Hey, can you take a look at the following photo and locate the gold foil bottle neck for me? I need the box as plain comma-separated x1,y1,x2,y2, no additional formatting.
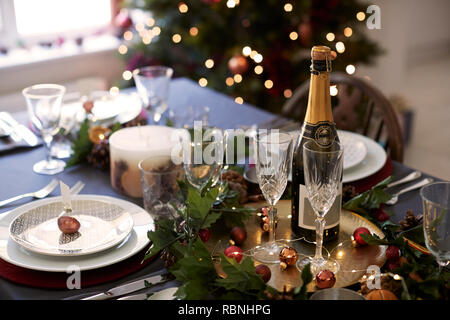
311,46,331,60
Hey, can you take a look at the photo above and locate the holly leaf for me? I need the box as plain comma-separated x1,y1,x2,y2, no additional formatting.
343,176,392,215
65,119,93,168
215,255,266,298
187,183,219,222
145,218,180,260
400,224,425,245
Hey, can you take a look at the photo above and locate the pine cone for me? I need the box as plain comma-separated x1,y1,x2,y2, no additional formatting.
87,140,110,170
160,248,177,268
222,170,249,203
228,181,248,204
342,185,359,202
399,210,423,230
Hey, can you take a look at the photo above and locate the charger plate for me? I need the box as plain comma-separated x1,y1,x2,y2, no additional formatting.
0,195,154,272
9,199,134,257
207,200,387,292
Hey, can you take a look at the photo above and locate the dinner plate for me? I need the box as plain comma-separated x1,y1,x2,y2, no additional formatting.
338,130,367,170
0,195,154,272
9,199,134,257
61,91,142,127
339,131,386,183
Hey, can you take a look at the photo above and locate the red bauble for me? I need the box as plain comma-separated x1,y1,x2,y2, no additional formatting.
279,247,298,266
255,264,271,283
198,228,211,242
224,246,243,263
315,270,336,289
353,227,371,246
114,11,133,30
228,55,248,75
386,245,400,261
230,226,247,245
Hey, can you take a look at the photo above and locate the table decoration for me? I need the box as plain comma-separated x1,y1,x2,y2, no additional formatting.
0,195,154,272
109,126,180,198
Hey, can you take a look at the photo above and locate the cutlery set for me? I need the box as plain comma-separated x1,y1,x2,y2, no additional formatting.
0,112,39,147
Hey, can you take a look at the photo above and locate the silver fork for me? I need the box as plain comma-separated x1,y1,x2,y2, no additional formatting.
0,179,59,208
386,178,433,205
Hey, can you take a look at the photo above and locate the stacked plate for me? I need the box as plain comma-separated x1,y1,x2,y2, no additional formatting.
0,195,154,272
337,130,387,183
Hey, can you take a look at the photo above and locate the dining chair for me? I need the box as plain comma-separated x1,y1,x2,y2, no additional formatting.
281,71,404,162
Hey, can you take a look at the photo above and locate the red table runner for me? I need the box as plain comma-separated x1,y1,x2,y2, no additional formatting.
0,246,156,289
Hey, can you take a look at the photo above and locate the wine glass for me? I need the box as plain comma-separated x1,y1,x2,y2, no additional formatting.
251,130,294,263
182,126,224,190
297,139,343,274
22,84,66,175
133,66,173,124
420,182,450,268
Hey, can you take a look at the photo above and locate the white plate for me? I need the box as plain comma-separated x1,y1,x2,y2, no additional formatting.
337,131,367,170
61,91,142,127
244,130,386,184
339,131,386,183
0,195,154,272
9,199,134,257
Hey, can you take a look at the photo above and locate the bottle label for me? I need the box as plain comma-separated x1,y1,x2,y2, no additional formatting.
302,121,336,147
297,184,341,230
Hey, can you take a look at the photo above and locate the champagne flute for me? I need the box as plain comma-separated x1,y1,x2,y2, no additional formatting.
251,130,294,263
133,66,173,124
22,84,66,175
297,140,343,274
420,182,450,268
182,126,224,190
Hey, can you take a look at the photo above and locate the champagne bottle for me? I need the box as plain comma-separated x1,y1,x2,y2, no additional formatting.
291,45,341,242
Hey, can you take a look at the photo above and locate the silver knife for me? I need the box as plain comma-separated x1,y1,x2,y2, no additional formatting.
0,117,21,142
0,112,39,146
82,274,166,300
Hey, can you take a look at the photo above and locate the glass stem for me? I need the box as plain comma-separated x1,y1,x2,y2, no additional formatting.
43,134,53,164
314,216,326,261
268,205,277,244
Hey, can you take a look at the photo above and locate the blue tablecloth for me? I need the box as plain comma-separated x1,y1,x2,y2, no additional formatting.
0,78,439,299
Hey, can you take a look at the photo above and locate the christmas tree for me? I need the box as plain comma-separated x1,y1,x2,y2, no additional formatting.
117,0,382,113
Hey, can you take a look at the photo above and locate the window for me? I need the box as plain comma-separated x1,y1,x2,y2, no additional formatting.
0,0,113,47
14,0,112,36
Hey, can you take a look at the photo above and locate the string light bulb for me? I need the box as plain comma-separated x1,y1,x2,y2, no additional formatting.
254,53,263,63
356,12,366,21
344,27,353,37
283,89,292,98
289,31,298,40
178,2,188,13
205,59,214,68
172,34,182,43
346,64,356,74
284,3,293,12
109,86,120,95
226,77,234,86
254,65,263,74
330,85,338,96
264,80,273,89
189,27,198,36
198,78,208,87
235,97,243,104
242,46,252,56
135,22,145,32
233,74,242,83
118,45,128,54
122,70,132,80
335,41,345,53
123,31,133,41
146,18,155,27
152,26,161,36
326,32,335,42
226,0,236,8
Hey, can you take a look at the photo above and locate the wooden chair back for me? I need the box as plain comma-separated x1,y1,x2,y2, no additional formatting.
281,71,404,162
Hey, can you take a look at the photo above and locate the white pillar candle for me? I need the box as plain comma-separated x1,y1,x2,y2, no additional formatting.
109,125,180,198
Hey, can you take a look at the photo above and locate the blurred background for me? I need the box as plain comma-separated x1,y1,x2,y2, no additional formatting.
0,0,449,179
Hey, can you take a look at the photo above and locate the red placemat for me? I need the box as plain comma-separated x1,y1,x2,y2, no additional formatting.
345,157,393,194
0,246,157,289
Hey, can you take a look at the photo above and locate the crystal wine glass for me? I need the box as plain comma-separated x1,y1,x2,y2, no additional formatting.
420,182,450,268
297,139,343,274
251,130,294,263
22,84,66,175
133,66,173,124
182,126,224,190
